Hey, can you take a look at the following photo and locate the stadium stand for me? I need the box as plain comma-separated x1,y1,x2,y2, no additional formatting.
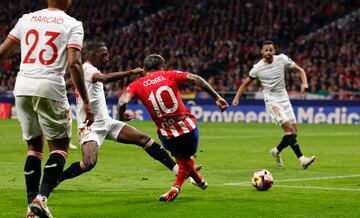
1,0,359,99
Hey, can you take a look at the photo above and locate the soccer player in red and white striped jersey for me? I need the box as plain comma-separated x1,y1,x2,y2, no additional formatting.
118,54,228,202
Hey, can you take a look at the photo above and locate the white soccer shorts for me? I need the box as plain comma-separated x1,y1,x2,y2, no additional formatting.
265,98,297,125
15,96,71,140
77,118,126,147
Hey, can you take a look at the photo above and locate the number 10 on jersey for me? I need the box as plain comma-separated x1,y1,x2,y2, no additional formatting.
148,86,179,117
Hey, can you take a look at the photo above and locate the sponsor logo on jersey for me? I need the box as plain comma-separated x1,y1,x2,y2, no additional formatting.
143,76,166,86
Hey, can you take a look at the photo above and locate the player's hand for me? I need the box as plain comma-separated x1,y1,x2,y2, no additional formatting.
83,103,94,126
216,97,229,112
232,98,239,106
131,67,144,76
122,111,137,121
300,84,308,98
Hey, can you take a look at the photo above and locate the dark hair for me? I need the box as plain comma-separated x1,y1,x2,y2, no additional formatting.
84,41,106,59
143,54,165,72
262,40,275,47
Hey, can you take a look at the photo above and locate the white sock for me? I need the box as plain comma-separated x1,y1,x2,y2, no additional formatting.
299,155,306,162
273,147,279,153
172,164,179,175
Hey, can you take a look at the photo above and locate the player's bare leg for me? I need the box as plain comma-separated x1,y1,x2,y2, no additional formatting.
116,125,178,174
58,140,98,183
31,138,69,218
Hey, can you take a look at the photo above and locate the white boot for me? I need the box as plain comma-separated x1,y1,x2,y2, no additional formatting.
299,155,317,169
270,147,284,167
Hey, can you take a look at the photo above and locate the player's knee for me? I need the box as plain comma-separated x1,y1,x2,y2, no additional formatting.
139,135,152,147
291,125,298,135
283,126,292,133
288,126,297,135
282,123,294,133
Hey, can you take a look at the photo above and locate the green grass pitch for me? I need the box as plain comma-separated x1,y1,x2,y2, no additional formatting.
0,119,359,217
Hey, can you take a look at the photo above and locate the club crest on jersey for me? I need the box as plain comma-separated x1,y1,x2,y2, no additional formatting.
143,76,166,86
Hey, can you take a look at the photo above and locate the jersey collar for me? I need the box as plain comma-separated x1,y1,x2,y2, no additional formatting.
47,8,63,11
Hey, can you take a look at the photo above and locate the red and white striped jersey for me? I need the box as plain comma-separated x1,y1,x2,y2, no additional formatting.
9,8,84,101
125,70,197,139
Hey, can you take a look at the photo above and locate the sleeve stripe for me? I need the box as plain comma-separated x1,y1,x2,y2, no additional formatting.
67,44,82,51
8,34,20,43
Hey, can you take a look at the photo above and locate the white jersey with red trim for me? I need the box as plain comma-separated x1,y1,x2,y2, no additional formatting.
249,54,295,101
76,62,110,129
9,8,84,101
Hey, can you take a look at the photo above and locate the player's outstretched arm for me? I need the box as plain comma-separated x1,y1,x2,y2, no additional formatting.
68,48,94,126
291,64,308,95
232,77,252,106
186,73,228,112
0,38,19,64
65,79,73,90
118,92,137,121
92,67,144,83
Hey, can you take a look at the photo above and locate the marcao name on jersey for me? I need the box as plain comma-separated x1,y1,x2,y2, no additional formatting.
31,16,64,24
143,76,166,86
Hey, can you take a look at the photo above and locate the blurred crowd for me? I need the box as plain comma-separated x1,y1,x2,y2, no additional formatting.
1,0,359,100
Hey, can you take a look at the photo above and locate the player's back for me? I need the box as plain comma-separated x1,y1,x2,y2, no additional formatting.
126,70,197,139
10,8,83,101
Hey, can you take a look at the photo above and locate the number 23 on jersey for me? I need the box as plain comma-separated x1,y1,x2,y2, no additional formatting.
23,29,60,65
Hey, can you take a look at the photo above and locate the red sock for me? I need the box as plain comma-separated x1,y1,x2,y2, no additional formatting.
188,158,202,183
174,158,192,188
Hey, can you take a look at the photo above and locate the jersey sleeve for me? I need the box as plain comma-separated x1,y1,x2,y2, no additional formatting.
248,66,258,80
281,54,295,68
170,70,189,84
124,82,138,98
67,21,84,51
8,15,25,43
83,64,100,83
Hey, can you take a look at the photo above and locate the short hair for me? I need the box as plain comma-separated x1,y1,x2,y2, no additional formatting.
144,54,165,72
84,41,106,59
262,40,275,47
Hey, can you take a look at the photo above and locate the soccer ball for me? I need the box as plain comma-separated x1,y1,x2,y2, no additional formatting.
252,169,273,191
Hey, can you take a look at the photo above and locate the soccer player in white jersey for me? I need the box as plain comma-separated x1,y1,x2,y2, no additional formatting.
0,0,94,217
58,41,181,185
232,40,316,169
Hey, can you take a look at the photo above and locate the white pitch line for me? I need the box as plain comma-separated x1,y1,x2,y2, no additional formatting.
202,132,360,139
224,174,360,186
274,185,360,191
